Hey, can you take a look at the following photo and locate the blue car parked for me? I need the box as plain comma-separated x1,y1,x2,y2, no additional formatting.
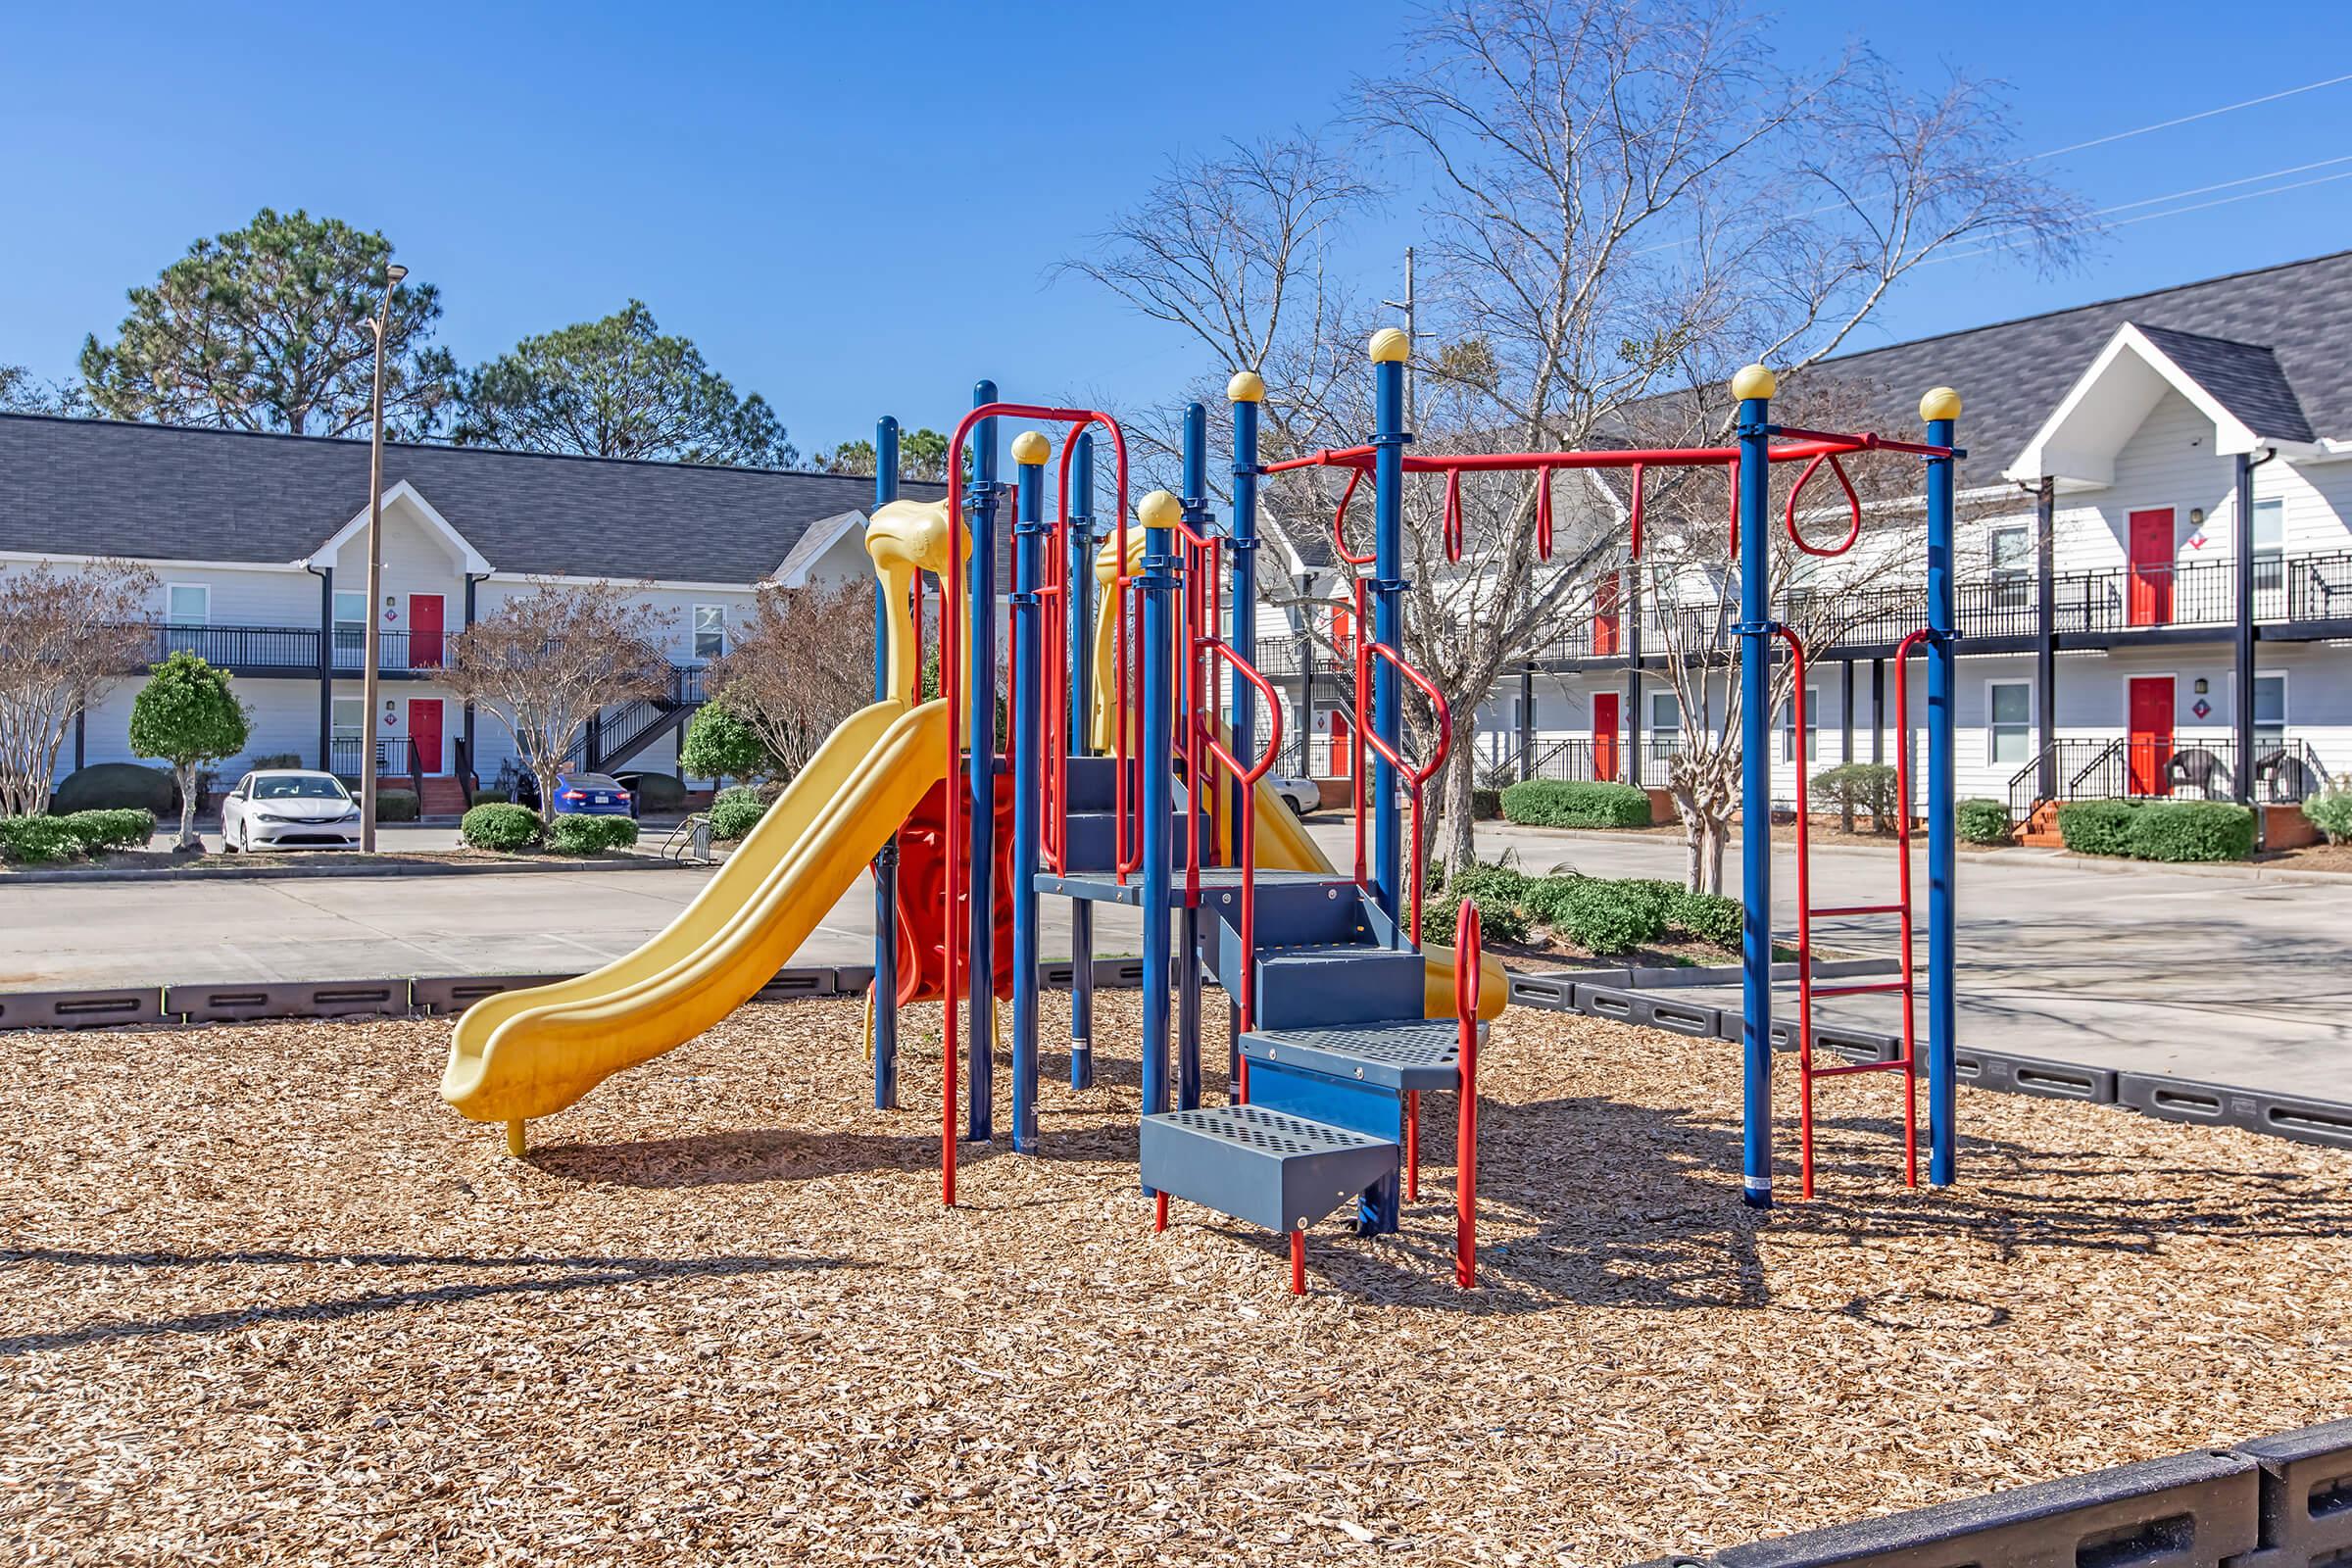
549,771,636,818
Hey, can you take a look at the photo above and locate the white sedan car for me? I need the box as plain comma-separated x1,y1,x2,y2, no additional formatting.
1266,773,1322,817
221,769,364,852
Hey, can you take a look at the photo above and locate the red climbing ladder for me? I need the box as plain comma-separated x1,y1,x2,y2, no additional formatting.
1779,623,1927,1199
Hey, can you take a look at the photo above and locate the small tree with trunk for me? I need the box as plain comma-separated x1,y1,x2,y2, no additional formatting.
0,561,159,815
703,581,876,782
679,701,774,787
443,582,676,823
128,652,251,849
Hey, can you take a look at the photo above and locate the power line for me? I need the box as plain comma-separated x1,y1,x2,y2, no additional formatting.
1930,166,2352,268
2016,72,2352,165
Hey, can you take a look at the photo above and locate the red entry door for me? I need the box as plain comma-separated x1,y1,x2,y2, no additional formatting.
1592,691,1621,781
410,594,446,668
1592,571,1623,657
407,698,444,776
2128,511,2175,627
2127,677,2173,796
1328,710,1351,779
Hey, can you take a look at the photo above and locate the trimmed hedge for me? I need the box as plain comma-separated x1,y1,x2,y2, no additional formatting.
375,789,420,824
1549,876,1672,952
1419,888,1532,948
2304,789,2352,845
708,793,769,841
1498,778,1651,828
53,762,175,815
1668,889,1742,950
2059,798,2255,862
59,808,155,852
462,803,541,853
1955,798,2012,845
2055,799,2136,858
546,813,639,855
1810,761,1898,825
0,816,82,864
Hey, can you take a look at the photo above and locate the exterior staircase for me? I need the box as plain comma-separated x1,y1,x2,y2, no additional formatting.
2017,798,2065,848
1038,755,1474,1290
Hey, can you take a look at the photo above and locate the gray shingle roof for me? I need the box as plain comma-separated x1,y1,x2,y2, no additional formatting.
0,415,946,581
2133,324,2315,443
1798,248,2352,473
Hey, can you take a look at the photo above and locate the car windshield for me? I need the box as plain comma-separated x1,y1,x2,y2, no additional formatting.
566,774,624,791
253,775,350,801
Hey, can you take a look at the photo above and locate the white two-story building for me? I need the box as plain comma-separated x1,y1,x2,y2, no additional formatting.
0,416,942,812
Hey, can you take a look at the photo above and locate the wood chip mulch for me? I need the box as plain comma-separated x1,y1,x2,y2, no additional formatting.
4,997,2346,1565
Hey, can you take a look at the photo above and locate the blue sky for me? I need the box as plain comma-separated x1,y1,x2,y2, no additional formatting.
4,3,2348,458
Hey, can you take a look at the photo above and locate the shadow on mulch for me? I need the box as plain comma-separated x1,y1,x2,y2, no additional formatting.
0,1250,854,1358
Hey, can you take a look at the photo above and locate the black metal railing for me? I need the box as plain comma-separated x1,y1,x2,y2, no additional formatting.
2009,734,2329,816
147,623,320,671
328,736,409,779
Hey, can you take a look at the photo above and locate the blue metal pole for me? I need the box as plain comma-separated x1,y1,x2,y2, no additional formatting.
1229,370,1263,1097
1137,489,1181,1129
1923,388,1962,1187
1007,432,1048,1152
1176,403,1207,1112
1369,330,1409,938
871,416,902,1110
1734,364,1777,1211
966,380,999,1144
1067,432,1097,1091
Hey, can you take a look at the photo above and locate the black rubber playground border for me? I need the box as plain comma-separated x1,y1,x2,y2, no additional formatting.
1637,1414,2352,1568
1,960,2344,1157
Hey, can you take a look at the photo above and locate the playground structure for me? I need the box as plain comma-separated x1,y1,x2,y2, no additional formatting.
439,336,1964,1287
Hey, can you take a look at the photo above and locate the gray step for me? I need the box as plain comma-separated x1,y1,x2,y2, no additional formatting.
1241,1018,1462,1092
1035,867,1359,908
1139,1103,1397,1234
1253,944,1427,1029
1055,809,1215,874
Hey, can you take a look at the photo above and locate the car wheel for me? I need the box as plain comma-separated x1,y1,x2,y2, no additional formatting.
1286,796,1308,818
222,819,238,853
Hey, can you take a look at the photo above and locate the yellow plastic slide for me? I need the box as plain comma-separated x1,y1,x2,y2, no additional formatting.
440,698,949,1131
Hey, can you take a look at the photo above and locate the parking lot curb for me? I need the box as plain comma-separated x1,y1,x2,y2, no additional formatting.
0,855,708,886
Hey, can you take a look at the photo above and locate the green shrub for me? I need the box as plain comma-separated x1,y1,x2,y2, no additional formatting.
1518,873,1587,930
546,813,638,855
1498,778,1651,828
1550,876,1672,953
2127,800,2254,862
52,762,176,815
251,753,305,769
1470,787,1502,821
375,789,420,824
620,771,688,811
0,815,83,865
462,803,541,853
1668,889,1743,950
1419,889,1532,949
1810,762,1899,825
2304,789,2352,845
708,793,769,841
58,808,155,852
1956,798,2012,845
2056,799,2136,858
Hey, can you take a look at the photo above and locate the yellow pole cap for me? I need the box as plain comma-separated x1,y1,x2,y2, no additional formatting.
1731,364,1778,402
1138,490,1181,530
1919,387,1962,422
1010,430,1050,466
1227,369,1266,403
1369,327,1411,364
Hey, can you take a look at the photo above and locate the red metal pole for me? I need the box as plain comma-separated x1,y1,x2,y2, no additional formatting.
1289,1230,1305,1295
1776,625,1816,1200
1404,1090,1419,1201
1454,900,1482,1290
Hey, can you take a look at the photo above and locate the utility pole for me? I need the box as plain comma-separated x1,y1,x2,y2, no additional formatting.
1381,247,1431,429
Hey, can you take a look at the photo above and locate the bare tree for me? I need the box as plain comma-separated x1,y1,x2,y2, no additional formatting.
704,580,876,781
1066,0,2086,879
0,562,159,815
443,581,675,822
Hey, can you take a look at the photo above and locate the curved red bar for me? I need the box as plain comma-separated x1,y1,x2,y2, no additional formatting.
1535,466,1554,561
1442,467,1464,564
1786,450,1863,558
1331,468,1375,567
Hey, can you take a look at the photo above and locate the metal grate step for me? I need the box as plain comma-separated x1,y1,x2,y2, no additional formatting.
1242,1018,1463,1092
1139,1103,1397,1235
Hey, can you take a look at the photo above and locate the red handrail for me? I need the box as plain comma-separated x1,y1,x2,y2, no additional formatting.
1453,897,1482,1290
1196,641,1285,1036
1786,450,1864,558
1331,467,1375,566
1351,621,1452,944
1535,466,1554,561
1442,467,1464,563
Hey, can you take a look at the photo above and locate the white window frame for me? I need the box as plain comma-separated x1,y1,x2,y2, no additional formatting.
1985,678,2033,768
2251,497,2286,596
331,696,367,740
1987,524,2032,609
332,589,368,631
2252,669,2288,747
1780,686,1820,762
693,604,727,662
1646,689,1681,740
166,582,211,625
